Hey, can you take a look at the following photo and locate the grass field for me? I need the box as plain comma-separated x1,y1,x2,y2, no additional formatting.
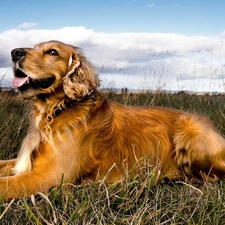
1,90,225,224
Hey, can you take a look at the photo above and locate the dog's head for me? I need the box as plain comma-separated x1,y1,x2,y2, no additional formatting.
11,40,99,100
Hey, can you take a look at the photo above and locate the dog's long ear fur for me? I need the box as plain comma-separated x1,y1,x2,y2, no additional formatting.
63,50,99,101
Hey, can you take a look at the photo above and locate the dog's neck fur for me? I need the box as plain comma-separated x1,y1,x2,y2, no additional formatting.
13,90,103,175
13,90,68,175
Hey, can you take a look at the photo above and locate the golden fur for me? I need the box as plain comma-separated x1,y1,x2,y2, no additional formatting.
0,40,225,199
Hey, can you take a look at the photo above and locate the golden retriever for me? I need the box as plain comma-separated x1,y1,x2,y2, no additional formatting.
0,40,225,199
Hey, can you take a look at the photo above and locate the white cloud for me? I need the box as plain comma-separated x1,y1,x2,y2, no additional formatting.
18,22,37,29
0,26,225,92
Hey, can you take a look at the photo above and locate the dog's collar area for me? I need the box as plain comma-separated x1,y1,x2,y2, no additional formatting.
37,93,73,119
46,102,71,123
52,93,95,117
53,105,66,117
43,90,98,121
53,101,73,117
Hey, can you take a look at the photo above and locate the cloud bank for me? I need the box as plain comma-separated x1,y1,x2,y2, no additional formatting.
1,26,225,92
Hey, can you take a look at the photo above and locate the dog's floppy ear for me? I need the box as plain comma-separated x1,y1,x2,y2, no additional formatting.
63,50,99,101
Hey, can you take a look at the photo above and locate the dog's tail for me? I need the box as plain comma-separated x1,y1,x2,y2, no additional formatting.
173,114,225,181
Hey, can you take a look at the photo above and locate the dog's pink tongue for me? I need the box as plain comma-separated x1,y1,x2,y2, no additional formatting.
12,77,28,87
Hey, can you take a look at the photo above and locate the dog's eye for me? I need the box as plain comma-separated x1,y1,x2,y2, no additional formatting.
46,49,58,56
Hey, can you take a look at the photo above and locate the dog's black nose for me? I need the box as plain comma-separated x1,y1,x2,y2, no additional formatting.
11,48,26,62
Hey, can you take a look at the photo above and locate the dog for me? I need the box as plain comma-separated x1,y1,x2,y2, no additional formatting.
0,40,225,199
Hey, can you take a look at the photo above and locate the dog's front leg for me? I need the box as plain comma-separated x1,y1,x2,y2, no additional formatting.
0,166,66,199
0,147,81,199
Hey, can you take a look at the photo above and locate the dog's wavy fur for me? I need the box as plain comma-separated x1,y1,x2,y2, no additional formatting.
1,40,225,199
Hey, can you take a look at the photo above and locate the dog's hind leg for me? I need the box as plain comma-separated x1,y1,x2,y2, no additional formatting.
173,114,225,181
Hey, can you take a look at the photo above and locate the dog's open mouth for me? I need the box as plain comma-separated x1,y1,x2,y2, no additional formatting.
12,69,55,90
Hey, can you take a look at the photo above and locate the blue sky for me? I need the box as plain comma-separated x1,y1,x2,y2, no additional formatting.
1,0,225,92
1,0,225,34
